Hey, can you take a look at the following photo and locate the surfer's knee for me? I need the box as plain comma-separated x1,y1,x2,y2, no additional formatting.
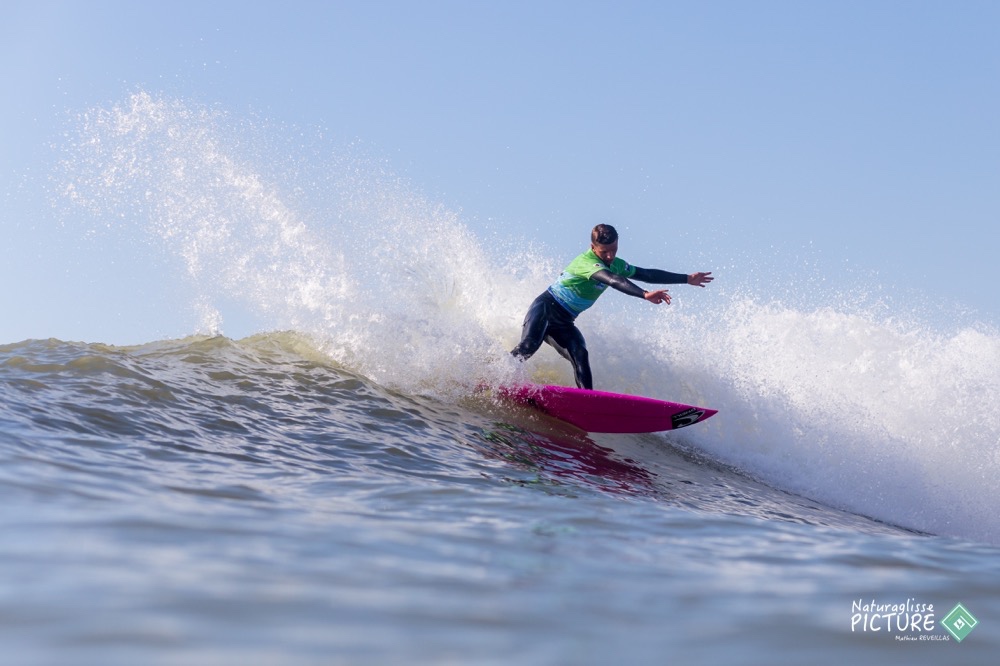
510,346,531,361
511,332,544,359
568,341,588,365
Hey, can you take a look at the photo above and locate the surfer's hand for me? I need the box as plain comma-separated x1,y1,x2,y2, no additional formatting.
644,289,671,305
688,271,713,287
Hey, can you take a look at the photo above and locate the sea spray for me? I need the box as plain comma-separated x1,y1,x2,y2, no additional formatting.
684,298,1000,543
58,92,351,338
56,91,548,394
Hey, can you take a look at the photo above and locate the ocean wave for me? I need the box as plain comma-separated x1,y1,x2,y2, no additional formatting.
39,91,1000,545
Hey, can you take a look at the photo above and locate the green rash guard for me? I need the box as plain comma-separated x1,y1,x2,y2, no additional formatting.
547,248,636,316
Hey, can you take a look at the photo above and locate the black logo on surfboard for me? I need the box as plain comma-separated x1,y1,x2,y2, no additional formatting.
671,408,705,429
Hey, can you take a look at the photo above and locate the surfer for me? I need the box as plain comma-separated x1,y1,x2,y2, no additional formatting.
510,224,713,390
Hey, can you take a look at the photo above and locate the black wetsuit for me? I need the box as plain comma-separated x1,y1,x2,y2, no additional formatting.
511,266,688,390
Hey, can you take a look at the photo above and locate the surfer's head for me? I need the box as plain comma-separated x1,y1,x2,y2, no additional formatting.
591,224,619,264
592,224,618,245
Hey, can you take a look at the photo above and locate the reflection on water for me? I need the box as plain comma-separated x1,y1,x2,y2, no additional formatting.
475,421,658,497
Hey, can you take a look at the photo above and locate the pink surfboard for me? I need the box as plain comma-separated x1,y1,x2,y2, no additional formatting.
497,384,717,434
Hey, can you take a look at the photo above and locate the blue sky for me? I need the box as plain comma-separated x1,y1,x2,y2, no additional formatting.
2,1,998,344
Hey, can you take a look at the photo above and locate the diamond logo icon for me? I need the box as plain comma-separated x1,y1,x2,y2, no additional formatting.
941,603,978,642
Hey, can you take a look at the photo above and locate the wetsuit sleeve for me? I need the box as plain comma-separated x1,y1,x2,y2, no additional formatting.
631,266,689,285
591,269,647,298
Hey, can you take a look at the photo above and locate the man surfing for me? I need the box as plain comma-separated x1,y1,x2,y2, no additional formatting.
510,224,713,390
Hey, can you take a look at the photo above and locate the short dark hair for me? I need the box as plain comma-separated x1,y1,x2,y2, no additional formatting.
591,224,618,245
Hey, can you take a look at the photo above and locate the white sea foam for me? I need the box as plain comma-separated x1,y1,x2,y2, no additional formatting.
684,301,1000,544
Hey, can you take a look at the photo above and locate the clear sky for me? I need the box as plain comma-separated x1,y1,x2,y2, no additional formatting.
2,0,998,344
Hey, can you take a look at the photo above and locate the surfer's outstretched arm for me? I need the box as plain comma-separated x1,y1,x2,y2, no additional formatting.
590,270,672,305
591,269,645,297
632,267,714,287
